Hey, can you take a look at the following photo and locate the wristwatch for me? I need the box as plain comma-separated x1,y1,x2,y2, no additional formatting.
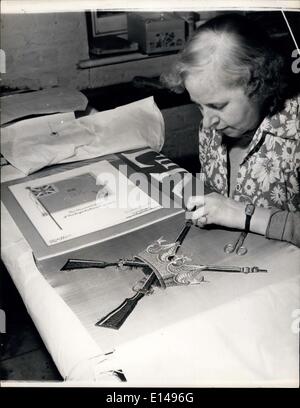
244,203,255,233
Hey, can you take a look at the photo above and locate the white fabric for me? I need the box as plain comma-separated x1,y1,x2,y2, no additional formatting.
1,200,121,383
115,275,299,387
1,97,165,175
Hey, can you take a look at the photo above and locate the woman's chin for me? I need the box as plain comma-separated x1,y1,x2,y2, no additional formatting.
220,127,239,137
222,127,248,138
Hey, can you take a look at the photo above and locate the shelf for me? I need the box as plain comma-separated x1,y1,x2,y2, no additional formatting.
78,51,179,69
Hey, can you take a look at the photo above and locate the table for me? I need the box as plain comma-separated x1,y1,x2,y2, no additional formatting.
1,157,299,387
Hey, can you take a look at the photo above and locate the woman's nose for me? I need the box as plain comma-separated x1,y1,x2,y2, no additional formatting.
202,110,220,129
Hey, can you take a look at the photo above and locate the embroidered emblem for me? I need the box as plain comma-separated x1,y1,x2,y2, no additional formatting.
136,238,204,288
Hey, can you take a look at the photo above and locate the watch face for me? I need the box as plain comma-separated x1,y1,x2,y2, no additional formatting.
245,203,255,216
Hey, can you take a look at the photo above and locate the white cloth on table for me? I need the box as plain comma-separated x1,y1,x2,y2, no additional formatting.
115,273,299,387
1,194,122,383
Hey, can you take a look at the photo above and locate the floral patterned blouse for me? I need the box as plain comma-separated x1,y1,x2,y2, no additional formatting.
198,95,300,246
199,95,300,209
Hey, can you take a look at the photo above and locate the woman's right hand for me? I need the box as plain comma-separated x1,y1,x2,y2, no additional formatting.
186,192,246,230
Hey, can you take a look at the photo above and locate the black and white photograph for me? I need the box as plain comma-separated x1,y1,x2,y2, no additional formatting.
0,0,299,392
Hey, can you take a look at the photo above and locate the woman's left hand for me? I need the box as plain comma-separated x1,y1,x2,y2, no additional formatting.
186,192,246,229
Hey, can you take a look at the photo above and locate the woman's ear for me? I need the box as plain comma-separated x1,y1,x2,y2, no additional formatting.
247,76,261,98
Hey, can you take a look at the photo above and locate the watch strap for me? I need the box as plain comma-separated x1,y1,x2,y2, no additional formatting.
245,203,255,232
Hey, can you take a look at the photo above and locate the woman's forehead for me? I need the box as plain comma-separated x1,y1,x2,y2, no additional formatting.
185,69,230,99
183,31,239,91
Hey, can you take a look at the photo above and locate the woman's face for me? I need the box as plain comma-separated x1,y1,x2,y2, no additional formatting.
184,70,262,138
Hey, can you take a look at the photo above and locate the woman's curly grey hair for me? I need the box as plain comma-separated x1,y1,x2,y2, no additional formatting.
161,14,290,116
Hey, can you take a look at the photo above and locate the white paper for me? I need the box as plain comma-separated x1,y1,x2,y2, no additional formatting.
1,97,165,175
9,160,161,246
1,112,76,174
0,87,88,125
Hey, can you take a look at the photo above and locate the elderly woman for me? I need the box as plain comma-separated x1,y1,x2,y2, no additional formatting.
163,13,300,247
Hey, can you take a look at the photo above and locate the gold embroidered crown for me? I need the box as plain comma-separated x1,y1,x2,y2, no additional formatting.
135,237,204,288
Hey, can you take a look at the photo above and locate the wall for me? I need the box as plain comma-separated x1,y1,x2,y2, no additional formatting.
1,12,178,90
1,13,89,89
